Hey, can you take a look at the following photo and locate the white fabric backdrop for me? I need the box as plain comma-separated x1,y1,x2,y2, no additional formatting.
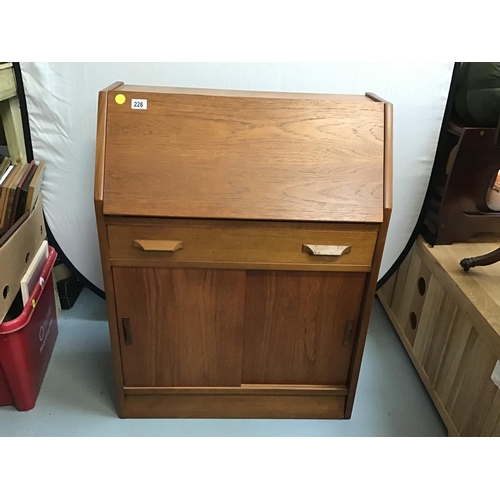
20,62,454,292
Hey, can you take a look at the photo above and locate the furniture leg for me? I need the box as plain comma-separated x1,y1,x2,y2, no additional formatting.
460,246,500,271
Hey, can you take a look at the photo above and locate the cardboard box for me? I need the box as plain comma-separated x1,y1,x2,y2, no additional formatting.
0,195,46,322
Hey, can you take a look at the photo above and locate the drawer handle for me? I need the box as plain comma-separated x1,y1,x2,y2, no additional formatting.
302,244,352,256
133,239,184,252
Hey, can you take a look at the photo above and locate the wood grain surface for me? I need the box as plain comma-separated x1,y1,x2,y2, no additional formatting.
132,239,183,252
0,62,16,101
124,393,345,419
378,269,396,305
94,82,123,202
390,250,412,319
411,274,445,358
343,96,393,417
378,290,460,436
103,88,385,222
113,267,246,387
302,244,351,256
396,249,425,333
117,84,372,101
366,93,393,210
94,82,127,415
377,236,500,436
107,218,378,271
422,293,457,384
242,271,366,385
95,83,392,419
123,384,348,396
401,252,433,346
433,310,473,404
480,390,500,436
421,236,500,356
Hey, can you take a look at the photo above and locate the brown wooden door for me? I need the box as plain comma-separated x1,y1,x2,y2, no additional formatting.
113,267,246,387
242,271,366,385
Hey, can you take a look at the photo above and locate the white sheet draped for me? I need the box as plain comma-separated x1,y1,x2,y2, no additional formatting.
20,62,454,291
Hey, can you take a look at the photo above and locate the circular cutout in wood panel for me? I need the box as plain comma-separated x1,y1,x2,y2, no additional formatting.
418,277,426,296
410,311,418,330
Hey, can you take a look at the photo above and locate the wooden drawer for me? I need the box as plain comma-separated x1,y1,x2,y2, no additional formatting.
107,218,378,271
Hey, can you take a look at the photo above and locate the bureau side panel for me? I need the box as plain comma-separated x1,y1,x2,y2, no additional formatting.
345,98,393,418
94,82,126,416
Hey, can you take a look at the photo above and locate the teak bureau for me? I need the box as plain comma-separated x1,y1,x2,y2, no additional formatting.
94,83,392,418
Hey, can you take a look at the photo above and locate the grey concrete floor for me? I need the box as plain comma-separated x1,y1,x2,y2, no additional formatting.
0,288,447,436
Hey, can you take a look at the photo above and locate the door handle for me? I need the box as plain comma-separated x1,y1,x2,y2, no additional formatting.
122,317,133,345
343,319,355,346
302,244,352,256
133,239,184,252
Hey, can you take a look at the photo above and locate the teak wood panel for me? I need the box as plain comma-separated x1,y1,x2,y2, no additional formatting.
118,85,374,101
242,271,366,385
124,394,345,419
94,82,128,414
107,219,378,271
343,95,392,418
103,89,385,222
95,84,393,419
123,384,348,396
113,267,246,387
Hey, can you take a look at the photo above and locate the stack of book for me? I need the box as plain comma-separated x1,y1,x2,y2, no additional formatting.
0,158,45,238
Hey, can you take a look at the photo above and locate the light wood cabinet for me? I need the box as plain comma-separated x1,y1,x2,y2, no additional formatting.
95,83,392,418
378,236,500,436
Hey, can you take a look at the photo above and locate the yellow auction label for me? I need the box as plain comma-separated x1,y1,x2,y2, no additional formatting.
115,94,126,105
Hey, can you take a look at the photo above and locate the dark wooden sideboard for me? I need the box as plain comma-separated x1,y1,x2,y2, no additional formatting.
94,83,392,418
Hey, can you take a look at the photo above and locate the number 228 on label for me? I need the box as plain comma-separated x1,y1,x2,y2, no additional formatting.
131,99,148,110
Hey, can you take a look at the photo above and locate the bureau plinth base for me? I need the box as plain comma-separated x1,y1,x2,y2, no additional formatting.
123,393,346,419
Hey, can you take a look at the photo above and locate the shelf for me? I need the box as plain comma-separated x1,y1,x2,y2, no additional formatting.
0,63,26,165
0,63,16,102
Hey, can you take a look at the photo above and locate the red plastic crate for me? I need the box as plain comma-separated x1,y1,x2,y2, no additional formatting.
0,247,58,411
